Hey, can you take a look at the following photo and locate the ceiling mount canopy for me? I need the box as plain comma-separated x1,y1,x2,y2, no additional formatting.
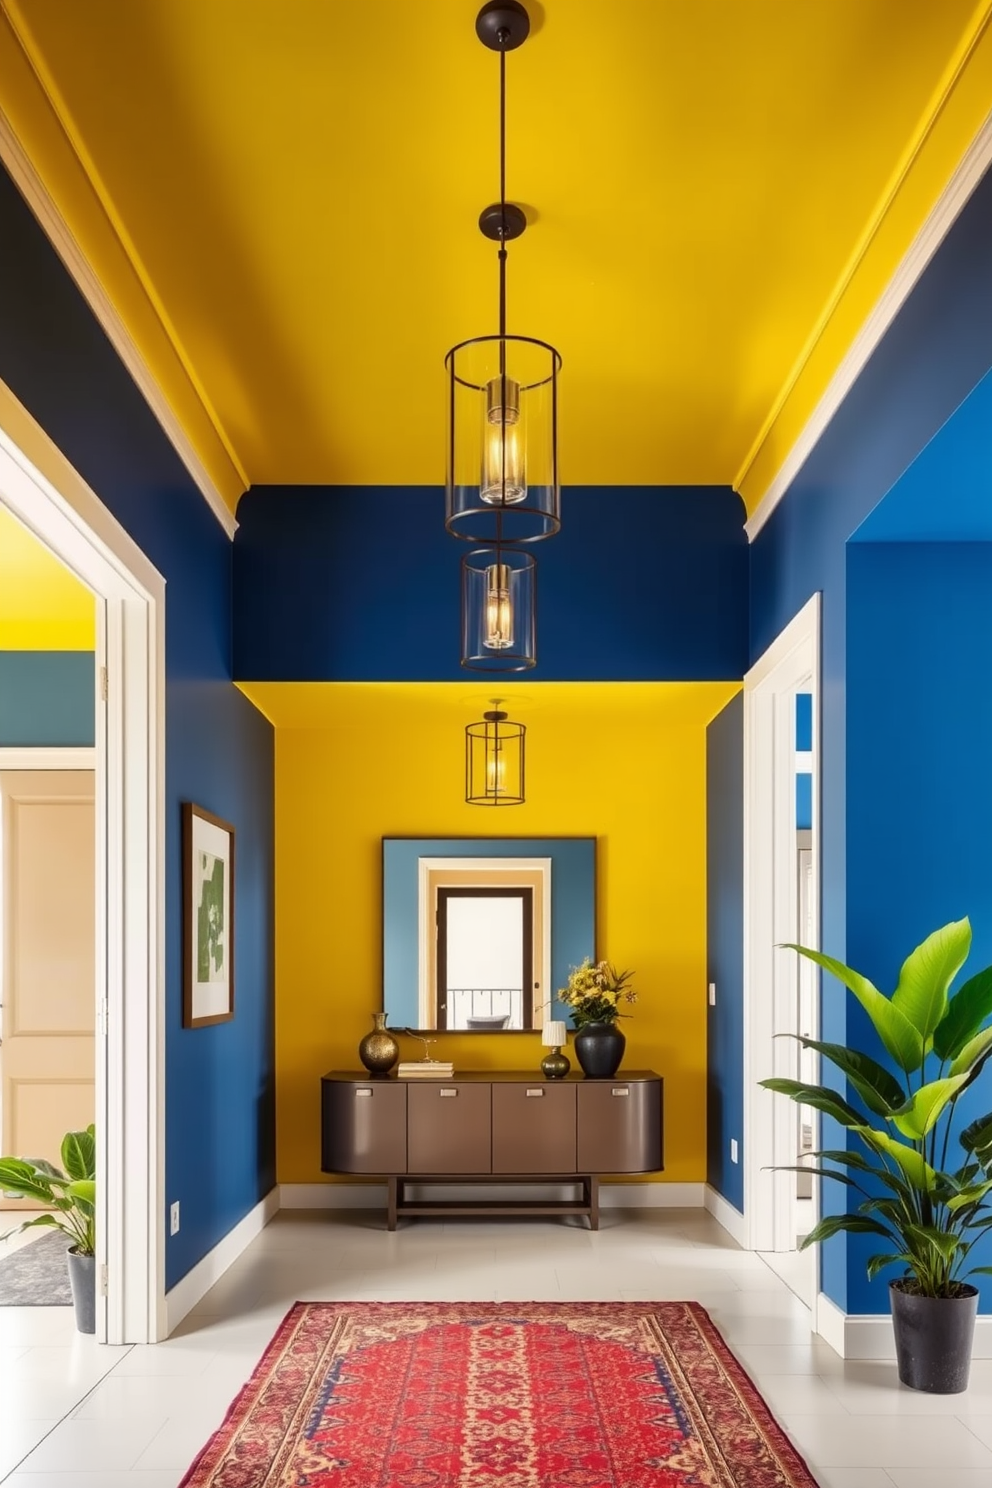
446,0,561,556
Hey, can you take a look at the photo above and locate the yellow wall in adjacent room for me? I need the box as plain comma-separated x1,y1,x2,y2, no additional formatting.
0,505,96,648
244,680,739,1188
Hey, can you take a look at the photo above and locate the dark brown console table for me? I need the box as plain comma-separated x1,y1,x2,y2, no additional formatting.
320,1069,663,1229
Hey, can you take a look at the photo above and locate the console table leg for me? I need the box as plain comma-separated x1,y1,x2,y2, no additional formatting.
387,1176,398,1231
588,1174,600,1231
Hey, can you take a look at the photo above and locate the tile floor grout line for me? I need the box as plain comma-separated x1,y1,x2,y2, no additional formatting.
0,1341,135,1485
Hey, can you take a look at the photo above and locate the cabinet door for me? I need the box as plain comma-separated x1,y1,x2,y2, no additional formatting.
321,1081,407,1174
576,1079,662,1173
407,1083,491,1173
492,1083,576,1173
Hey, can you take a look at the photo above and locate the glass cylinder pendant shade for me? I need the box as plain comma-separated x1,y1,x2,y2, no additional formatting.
466,709,525,806
446,334,561,543
461,547,536,671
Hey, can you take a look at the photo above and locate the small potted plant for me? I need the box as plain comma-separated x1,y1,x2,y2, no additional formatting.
0,1124,96,1333
558,958,636,1077
761,919,992,1392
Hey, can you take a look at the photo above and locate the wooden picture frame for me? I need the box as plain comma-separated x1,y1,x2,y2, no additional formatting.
182,802,235,1028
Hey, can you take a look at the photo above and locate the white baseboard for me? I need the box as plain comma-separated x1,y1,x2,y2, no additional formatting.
279,1181,705,1210
704,1185,747,1246
816,1291,992,1360
165,1188,279,1335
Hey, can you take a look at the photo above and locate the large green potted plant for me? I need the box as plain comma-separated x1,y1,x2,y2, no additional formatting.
761,919,992,1393
0,1124,96,1333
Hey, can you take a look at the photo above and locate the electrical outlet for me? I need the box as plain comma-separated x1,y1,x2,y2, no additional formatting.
708,982,716,1007
730,1139,739,1164
170,1201,180,1236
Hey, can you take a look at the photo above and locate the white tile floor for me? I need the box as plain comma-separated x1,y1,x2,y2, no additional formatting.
2,1207,992,1486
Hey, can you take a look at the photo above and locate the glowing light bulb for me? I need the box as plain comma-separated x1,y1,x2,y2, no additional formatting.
480,376,526,505
486,741,507,795
484,562,514,650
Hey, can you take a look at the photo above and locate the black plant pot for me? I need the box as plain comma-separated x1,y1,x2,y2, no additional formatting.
574,1022,625,1078
889,1280,978,1393
67,1248,96,1335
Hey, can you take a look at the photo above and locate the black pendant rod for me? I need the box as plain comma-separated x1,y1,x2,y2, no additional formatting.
498,43,508,345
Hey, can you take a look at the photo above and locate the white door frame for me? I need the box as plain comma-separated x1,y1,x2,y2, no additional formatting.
0,375,166,1343
743,593,821,1275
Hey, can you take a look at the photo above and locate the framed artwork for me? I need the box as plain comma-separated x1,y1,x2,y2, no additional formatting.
183,802,235,1028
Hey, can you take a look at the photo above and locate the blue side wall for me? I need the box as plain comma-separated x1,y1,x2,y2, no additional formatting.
0,652,95,745
846,542,992,1311
750,163,992,1313
233,485,749,681
706,692,744,1210
0,164,275,1288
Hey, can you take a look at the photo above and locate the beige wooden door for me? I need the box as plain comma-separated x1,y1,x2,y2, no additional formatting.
0,770,95,1201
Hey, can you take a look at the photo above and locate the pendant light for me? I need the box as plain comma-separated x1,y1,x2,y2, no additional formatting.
447,2,560,673
466,698,525,806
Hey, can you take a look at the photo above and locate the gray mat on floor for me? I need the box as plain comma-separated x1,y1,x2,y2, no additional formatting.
0,1229,72,1305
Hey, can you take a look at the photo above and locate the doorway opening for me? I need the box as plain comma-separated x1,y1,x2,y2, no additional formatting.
743,593,821,1315
0,377,165,1342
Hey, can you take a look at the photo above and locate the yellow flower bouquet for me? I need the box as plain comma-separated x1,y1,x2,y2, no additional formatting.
558,958,636,1029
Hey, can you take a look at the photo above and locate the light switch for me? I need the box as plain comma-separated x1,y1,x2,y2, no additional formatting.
708,982,716,1006
730,1139,739,1164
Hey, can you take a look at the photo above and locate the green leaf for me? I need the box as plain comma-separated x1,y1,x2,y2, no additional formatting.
904,1224,960,1264
759,1078,863,1127
767,1164,861,1189
889,1075,970,1139
0,1157,56,1204
855,1128,937,1191
798,1213,895,1250
793,1037,906,1116
781,944,923,1072
812,1148,912,1198
61,1127,95,1182
867,1252,911,1280
891,919,971,1045
934,966,992,1061
67,1179,95,1207
960,1112,992,1167
949,1025,992,1079
946,1180,992,1214
0,1212,66,1243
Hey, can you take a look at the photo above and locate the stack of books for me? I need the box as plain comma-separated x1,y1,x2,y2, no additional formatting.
397,1061,455,1079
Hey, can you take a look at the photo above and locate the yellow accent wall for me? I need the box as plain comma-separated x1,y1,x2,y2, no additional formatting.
242,680,739,1187
0,505,95,649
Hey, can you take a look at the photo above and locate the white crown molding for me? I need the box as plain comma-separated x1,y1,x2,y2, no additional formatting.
745,107,992,543
0,106,240,541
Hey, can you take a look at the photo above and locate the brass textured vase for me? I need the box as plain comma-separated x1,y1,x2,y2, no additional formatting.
358,1012,399,1074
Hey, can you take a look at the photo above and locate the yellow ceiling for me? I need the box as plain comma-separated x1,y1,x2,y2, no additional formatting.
2,1,991,514
0,505,95,649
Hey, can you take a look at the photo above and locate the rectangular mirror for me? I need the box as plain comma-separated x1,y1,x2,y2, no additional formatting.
382,837,596,1033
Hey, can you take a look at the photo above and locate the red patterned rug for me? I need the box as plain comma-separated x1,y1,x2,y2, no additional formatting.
179,1301,816,1487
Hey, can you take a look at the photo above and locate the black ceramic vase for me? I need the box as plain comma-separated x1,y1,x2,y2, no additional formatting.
889,1280,978,1393
574,1021,625,1078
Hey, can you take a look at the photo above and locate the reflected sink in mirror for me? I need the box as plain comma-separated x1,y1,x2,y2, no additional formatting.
382,838,596,1033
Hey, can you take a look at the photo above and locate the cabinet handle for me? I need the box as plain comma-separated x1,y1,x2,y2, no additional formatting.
526,1088,544,1097
612,1087,629,1097
439,1088,458,1098
355,1089,372,1098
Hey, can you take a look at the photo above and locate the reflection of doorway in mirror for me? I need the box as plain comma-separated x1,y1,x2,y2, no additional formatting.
417,858,550,1030
437,888,533,1031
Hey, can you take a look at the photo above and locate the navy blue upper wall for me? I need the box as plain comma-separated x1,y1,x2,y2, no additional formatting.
847,542,992,1311
750,163,992,1313
0,652,95,745
0,164,275,1288
233,485,749,681
706,691,744,1211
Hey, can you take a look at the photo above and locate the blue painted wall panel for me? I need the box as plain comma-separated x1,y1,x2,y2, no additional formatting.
846,542,992,1312
0,164,275,1288
233,485,749,682
706,692,744,1211
0,652,94,745
750,164,992,1314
